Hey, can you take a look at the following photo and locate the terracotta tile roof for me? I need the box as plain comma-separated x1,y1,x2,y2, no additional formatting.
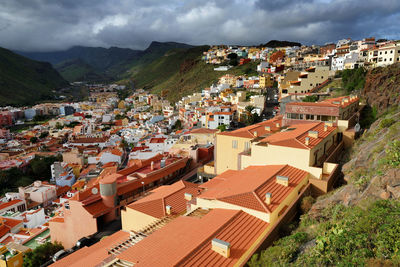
116,209,268,266
179,211,268,266
127,181,200,218
199,165,308,212
0,217,23,229
56,185,70,197
51,230,130,267
71,137,108,144
149,138,166,144
0,199,23,211
218,116,283,139
287,96,359,109
83,199,113,218
258,122,336,149
50,217,64,223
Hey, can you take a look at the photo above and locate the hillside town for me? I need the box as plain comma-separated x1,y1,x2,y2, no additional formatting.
0,35,397,267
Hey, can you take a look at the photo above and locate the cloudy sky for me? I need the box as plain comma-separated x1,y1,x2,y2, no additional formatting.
1,0,400,52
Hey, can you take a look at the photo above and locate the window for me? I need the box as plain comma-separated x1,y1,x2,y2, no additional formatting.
385,51,387,54
232,140,238,149
390,50,393,53
245,142,250,150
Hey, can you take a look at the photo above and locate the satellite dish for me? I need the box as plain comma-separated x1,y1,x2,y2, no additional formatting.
91,188,98,195
355,123,361,132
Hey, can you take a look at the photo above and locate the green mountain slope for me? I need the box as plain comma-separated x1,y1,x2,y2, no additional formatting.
131,45,259,102
55,58,110,82
0,47,68,106
17,42,193,82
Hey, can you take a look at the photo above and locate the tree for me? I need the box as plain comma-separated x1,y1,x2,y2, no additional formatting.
227,53,238,66
23,242,64,267
245,105,261,125
217,124,227,132
302,95,319,102
55,122,63,130
30,156,61,180
30,137,38,144
173,119,182,130
39,131,49,139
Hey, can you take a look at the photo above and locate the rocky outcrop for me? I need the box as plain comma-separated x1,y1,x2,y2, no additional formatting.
362,63,400,112
308,106,400,219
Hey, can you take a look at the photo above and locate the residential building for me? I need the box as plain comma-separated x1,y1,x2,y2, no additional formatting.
18,181,57,208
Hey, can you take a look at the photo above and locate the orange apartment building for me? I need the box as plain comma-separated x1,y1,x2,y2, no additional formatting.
49,154,189,249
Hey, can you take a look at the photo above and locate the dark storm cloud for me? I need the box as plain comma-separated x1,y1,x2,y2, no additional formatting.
0,0,399,52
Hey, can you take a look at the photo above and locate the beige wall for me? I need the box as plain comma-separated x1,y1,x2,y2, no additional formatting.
269,174,309,224
241,129,337,179
121,207,159,232
215,135,251,174
288,68,330,94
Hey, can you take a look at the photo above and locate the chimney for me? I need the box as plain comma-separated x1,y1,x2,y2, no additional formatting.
254,131,258,137
308,130,319,138
184,193,193,201
276,123,280,128
325,121,333,127
324,124,328,132
276,175,289,187
165,205,172,215
305,137,310,146
150,161,154,171
344,98,349,103
265,193,272,205
211,238,231,258
265,126,271,131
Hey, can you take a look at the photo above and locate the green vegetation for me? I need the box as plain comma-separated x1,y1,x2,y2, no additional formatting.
172,119,182,131
340,68,367,93
249,200,400,267
217,124,227,132
132,45,260,102
302,95,318,102
0,155,61,195
359,105,378,129
18,42,193,82
55,58,109,82
23,242,64,267
0,47,68,106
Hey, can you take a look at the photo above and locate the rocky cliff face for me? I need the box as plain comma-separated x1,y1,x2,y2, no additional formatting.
362,63,400,111
309,92,400,219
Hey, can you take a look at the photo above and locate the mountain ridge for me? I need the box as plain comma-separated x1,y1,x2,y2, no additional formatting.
0,47,68,106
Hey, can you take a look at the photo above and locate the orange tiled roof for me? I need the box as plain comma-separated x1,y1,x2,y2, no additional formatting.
218,116,283,139
0,199,23,211
127,180,200,218
51,230,130,267
199,165,308,212
259,122,336,149
116,209,268,266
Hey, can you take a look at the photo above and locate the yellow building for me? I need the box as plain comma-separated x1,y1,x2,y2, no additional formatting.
192,164,309,225
259,74,274,88
213,116,283,175
212,116,340,179
0,244,30,267
118,100,126,109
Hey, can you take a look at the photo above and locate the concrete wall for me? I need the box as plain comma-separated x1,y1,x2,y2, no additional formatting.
121,208,159,232
50,200,98,249
215,135,251,174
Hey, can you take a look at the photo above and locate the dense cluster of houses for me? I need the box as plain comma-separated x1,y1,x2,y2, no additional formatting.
0,35,391,266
